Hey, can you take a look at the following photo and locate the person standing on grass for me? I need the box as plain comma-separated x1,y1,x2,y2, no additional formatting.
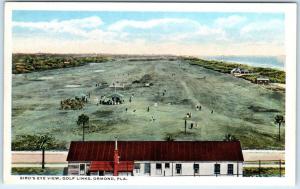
151,116,156,122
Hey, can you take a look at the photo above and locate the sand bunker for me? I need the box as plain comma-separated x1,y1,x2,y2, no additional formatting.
94,70,105,73
64,84,81,88
39,76,54,80
89,63,101,66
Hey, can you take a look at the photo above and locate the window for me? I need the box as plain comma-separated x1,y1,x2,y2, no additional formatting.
176,164,182,174
79,164,85,175
165,163,170,169
156,163,162,169
134,163,140,173
134,163,140,169
68,164,79,175
214,164,220,175
193,164,199,174
98,171,104,176
156,163,162,174
144,163,150,174
227,164,234,175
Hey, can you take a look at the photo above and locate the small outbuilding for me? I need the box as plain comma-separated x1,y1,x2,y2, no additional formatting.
256,77,270,85
230,68,250,75
109,81,126,89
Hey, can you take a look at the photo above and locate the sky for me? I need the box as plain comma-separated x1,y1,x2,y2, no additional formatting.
12,11,285,56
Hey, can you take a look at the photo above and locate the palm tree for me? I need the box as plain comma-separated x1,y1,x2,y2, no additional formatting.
12,134,59,169
223,134,237,141
37,135,56,169
164,134,175,141
274,115,285,141
77,114,89,141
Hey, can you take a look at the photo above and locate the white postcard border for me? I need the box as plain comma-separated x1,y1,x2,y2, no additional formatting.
3,2,297,185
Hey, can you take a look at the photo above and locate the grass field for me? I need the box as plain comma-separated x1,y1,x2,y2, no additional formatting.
12,56,285,150
243,167,285,177
12,167,65,175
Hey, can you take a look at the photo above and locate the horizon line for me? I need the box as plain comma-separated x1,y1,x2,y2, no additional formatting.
12,52,285,57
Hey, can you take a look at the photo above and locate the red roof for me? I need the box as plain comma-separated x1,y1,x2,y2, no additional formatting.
90,161,113,171
67,141,243,162
89,161,133,172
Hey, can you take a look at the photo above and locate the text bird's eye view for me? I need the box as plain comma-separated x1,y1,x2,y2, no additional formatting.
10,9,287,178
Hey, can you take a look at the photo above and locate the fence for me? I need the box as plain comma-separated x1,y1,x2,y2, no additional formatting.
243,160,285,177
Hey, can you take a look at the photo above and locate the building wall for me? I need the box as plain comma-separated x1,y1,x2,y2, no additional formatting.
68,161,243,177
257,80,269,84
68,162,132,176
68,162,90,176
133,161,243,177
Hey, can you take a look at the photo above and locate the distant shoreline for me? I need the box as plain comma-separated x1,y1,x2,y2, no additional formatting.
201,55,285,71
183,57,285,85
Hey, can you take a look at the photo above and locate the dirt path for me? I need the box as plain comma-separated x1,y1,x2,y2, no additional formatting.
242,150,285,161
179,79,200,106
12,151,68,164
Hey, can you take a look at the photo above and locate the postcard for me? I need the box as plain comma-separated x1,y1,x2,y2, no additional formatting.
3,2,297,185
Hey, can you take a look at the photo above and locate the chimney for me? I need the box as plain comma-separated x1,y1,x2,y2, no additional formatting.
115,138,118,150
113,137,119,176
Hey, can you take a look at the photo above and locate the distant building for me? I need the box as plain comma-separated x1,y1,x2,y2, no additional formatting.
256,77,270,85
230,68,250,75
109,81,126,89
67,140,244,177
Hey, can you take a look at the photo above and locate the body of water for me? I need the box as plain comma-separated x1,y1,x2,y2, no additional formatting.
202,56,285,70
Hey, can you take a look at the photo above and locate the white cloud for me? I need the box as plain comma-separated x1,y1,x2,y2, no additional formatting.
214,15,246,28
195,26,226,39
12,16,284,56
240,19,283,34
107,18,199,31
164,25,227,43
107,17,228,43
239,19,284,44
13,16,104,37
13,16,228,44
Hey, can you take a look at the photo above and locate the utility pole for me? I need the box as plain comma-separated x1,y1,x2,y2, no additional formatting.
184,119,187,134
82,124,85,141
259,160,261,177
42,147,45,169
279,160,282,177
278,123,281,141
